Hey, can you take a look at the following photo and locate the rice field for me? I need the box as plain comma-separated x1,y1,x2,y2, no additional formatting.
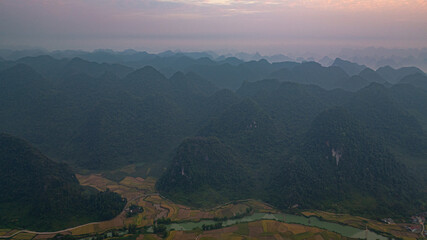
11,232,36,240
76,173,281,233
0,229,12,236
158,220,350,240
301,210,419,240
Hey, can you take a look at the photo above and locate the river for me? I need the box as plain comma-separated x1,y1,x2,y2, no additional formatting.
162,212,387,240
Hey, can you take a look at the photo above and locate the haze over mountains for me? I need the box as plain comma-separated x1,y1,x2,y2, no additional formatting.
1,48,427,72
1,50,427,230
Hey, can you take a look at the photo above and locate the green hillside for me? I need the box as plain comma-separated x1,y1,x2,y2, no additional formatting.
270,108,421,217
0,54,426,220
157,137,251,207
158,81,427,218
0,134,126,231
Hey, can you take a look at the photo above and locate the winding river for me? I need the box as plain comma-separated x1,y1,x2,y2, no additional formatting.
163,212,388,240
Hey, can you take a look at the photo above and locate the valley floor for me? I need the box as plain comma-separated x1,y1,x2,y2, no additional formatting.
1,171,424,240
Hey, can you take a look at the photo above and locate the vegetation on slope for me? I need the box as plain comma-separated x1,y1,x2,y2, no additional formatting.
1,54,427,219
0,134,126,231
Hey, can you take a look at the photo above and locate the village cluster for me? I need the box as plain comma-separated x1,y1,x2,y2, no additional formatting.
382,212,426,236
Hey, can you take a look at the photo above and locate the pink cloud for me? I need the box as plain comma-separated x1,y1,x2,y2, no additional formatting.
0,0,426,52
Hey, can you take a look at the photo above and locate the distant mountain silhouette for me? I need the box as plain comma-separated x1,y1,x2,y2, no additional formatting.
376,65,425,84
217,57,244,66
358,68,387,84
332,58,367,76
270,61,354,90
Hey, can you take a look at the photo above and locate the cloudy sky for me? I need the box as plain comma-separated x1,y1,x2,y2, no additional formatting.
0,0,426,55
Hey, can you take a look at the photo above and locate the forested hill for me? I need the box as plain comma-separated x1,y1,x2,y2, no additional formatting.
157,82,427,218
0,53,426,218
0,133,126,231
270,108,420,216
1,55,424,173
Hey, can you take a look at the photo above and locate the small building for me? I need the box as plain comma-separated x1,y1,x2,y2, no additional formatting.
381,218,394,224
126,204,144,217
406,225,421,233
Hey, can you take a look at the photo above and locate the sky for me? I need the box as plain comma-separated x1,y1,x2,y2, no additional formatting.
0,0,426,55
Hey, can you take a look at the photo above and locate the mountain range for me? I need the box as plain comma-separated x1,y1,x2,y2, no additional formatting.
0,52,426,220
